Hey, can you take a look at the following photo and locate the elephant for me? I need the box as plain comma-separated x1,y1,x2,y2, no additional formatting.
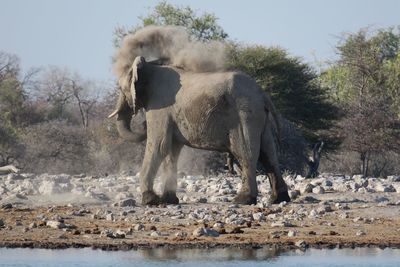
109,56,290,205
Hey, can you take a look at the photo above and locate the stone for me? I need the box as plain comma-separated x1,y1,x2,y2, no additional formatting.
287,230,296,237
46,220,65,229
28,222,37,229
203,228,220,237
375,183,395,193
133,223,144,231
174,231,188,238
252,212,266,221
1,203,12,210
271,221,294,227
300,183,314,194
295,240,308,248
213,222,224,229
375,196,390,203
198,197,208,203
356,230,366,236
302,196,320,203
312,186,325,194
0,219,4,227
106,213,114,221
100,229,114,238
150,231,161,237
308,209,318,218
288,190,300,199
117,198,136,207
193,227,205,237
114,230,126,238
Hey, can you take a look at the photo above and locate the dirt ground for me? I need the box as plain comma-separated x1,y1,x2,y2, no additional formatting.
1,198,400,250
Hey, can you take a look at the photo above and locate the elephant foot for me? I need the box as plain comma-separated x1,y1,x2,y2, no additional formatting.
142,191,160,206
270,191,291,204
234,193,257,205
161,191,179,204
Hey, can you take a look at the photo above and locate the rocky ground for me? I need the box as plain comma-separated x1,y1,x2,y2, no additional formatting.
1,172,400,250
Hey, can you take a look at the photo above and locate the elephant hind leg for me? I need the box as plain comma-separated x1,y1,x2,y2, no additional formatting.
160,143,183,204
259,126,290,204
230,125,260,205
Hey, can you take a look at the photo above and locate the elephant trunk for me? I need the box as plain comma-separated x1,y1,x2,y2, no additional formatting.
116,111,147,142
109,91,147,143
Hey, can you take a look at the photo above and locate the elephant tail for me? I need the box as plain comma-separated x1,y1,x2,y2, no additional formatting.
263,93,281,148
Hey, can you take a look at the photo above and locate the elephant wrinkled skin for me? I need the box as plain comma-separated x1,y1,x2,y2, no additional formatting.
109,56,290,205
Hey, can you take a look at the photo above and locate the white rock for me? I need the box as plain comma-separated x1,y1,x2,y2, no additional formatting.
150,231,161,237
174,231,187,238
287,230,296,237
356,230,366,236
106,213,114,221
299,183,314,194
192,227,205,237
271,221,293,227
312,186,325,194
252,212,265,221
134,223,145,231
295,240,307,248
46,220,65,229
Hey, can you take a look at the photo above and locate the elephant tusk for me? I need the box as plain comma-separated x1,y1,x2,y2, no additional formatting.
108,109,119,118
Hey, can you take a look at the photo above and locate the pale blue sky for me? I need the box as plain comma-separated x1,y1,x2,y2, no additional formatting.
1,0,399,82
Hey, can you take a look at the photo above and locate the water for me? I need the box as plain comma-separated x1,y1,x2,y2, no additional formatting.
0,247,400,267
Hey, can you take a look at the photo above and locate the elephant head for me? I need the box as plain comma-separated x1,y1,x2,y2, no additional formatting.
108,56,147,142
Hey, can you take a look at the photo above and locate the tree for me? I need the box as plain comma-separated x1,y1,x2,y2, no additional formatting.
321,27,400,176
0,52,39,166
226,44,339,144
113,1,228,47
35,67,98,128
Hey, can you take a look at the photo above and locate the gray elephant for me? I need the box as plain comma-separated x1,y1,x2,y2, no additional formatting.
109,56,290,205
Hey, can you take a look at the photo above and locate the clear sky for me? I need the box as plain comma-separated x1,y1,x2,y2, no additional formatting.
1,0,399,82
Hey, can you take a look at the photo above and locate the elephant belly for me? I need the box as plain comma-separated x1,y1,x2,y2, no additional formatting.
174,94,236,151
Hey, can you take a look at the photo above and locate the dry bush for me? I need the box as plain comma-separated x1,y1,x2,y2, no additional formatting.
88,111,147,175
20,120,91,174
321,150,400,177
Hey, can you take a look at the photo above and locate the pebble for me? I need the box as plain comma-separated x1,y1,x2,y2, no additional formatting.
1,203,12,210
174,231,188,238
252,212,266,221
192,227,220,237
150,231,161,237
106,213,114,221
356,230,366,236
271,221,293,227
100,229,125,239
0,219,4,227
46,220,65,229
295,240,308,248
287,230,296,237
312,186,325,194
116,198,136,207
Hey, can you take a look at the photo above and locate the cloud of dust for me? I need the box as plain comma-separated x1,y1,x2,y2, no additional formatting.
113,25,227,79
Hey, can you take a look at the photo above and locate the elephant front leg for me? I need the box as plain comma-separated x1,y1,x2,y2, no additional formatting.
160,145,182,204
140,144,164,206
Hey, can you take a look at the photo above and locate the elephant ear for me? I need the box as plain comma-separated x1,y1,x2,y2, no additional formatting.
129,56,145,114
116,56,145,114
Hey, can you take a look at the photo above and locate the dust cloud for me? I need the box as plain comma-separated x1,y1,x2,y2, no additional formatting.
113,25,227,79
